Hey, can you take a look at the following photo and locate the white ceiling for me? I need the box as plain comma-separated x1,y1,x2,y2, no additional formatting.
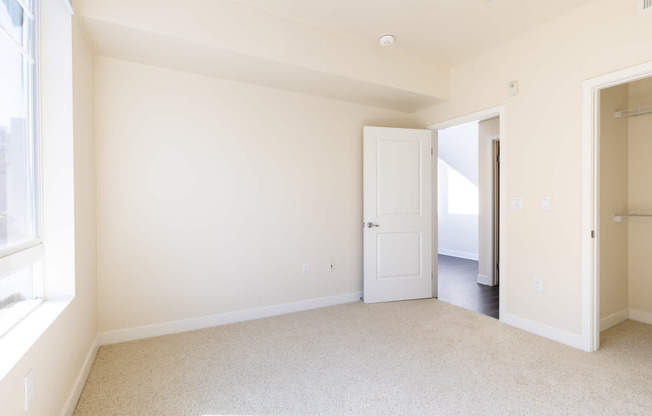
233,0,595,66
81,16,444,112
77,0,598,112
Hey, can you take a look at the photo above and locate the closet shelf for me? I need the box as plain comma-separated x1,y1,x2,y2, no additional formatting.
614,105,652,118
613,214,652,222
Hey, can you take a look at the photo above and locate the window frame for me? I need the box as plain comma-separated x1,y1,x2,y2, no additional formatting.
0,0,43,339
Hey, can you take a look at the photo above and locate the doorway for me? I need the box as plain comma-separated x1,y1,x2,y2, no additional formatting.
591,74,652,348
583,60,652,352
432,113,501,319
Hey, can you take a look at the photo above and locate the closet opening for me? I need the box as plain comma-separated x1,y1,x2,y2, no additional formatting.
597,76,652,344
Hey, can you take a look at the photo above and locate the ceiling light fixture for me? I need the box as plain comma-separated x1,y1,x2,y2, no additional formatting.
379,34,395,46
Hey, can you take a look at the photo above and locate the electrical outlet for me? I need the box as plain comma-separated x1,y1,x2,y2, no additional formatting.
533,278,543,292
302,263,309,275
25,369,34,411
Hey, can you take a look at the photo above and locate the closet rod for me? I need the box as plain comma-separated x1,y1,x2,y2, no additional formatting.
613,214,652,222
614,105,652,118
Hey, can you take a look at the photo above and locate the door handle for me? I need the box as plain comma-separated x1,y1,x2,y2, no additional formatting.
366,222,380,228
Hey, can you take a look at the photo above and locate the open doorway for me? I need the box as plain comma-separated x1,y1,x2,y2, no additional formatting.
583,60,652,351
594,76,652,345
434,115,500,319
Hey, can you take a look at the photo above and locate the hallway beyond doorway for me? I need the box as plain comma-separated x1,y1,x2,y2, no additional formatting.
438,254,499,319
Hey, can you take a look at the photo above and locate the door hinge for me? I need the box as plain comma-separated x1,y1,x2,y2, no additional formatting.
591,230,595,238
497,155,501,163
496,262,500,271
431,148,433,155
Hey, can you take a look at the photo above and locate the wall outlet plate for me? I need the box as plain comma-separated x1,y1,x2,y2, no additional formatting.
533,278,543,292
25,369,34,411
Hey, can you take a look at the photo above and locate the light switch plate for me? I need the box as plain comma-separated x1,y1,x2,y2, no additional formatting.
541,197,551,210
509,197,523,210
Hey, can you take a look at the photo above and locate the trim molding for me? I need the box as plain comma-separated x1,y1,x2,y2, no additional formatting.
629,309,652,326
501,313,586,351
59,0,74,15
599,309,652,331
438,248,479,261
477,274,491,286
60,337,98,416
600,309,629,332
98,292,362,346
427,105,505,130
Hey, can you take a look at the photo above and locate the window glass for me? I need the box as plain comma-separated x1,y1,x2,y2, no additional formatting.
0,35,37,251
0,0,40,328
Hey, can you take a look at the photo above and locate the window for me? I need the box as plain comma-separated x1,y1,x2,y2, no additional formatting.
0,0,42,336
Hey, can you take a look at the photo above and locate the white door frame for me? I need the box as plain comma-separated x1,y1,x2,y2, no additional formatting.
428,105,506,320
581,60,652,352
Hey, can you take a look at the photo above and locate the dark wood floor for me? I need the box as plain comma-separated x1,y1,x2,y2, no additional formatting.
438,254,499,319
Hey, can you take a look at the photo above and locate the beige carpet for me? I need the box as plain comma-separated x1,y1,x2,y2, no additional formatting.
73,300,652,415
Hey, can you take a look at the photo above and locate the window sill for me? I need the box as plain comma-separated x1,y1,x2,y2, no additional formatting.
0,297,72,380
0,299,43,338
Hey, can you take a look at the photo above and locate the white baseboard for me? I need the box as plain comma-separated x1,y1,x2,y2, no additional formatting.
629,308,652,326
60,337,98,416
98,292,362,346
501,312,586,351
600,309,629,332
438,248,479,261
477,274,491,285
599,309,652,331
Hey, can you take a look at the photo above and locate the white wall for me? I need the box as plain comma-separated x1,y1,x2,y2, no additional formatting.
437,122,479,260
0,5,96,415
438,122,479,186
95,57,418,333
416,0,652,337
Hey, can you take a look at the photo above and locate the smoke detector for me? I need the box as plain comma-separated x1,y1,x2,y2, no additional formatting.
379,34,395,46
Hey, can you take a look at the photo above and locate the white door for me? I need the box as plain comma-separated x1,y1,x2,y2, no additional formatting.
363,126,434,303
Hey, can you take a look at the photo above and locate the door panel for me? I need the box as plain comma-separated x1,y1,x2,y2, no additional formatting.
363,126,433,303
377,139,422,215
377,232,422,279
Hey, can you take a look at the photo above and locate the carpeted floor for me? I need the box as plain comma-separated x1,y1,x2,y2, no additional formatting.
73,300,652,415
